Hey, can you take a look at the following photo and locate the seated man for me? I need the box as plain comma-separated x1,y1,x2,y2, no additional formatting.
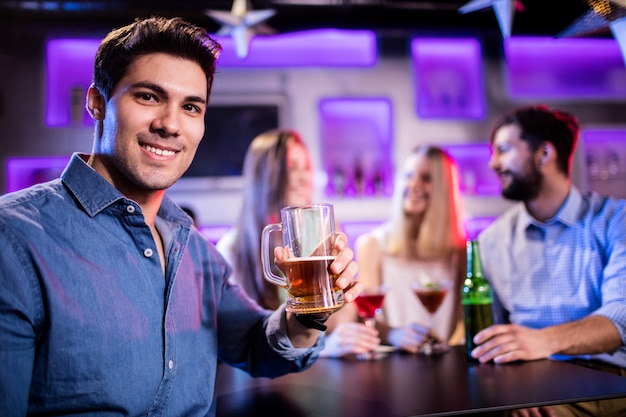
474,105,626,417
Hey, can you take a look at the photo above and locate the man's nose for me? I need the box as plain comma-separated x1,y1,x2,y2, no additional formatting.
153,106,181,136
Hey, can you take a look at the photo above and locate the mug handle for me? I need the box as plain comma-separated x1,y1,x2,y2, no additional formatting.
261,223,288,287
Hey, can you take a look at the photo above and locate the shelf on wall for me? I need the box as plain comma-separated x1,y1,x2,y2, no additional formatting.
46,39,100,127
411,37,486,120
5,155,71,193
442,143,501,197
504,37,626,99
582,128,626,199
319,98,394,199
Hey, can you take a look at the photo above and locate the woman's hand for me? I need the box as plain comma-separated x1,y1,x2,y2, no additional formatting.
387,323,430,354
320,322,381,358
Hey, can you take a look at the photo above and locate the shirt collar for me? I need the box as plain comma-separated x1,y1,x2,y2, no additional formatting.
61,153,126,217
519,186,582,229
60,153,191,226
554,187,582,227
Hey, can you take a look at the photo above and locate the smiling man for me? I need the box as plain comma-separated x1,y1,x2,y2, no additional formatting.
475,105,626,417
0,17,361,416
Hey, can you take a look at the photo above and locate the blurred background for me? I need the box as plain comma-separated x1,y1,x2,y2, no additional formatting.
1,0,625,244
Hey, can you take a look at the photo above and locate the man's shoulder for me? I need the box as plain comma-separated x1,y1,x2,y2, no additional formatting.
478,203,525,243
0,180,63,212
579,191,626,232
582,191,626,214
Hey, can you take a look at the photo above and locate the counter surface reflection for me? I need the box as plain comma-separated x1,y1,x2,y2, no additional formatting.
215,346,626,417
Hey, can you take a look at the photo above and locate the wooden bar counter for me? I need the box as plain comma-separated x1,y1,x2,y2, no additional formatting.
215,346,626,416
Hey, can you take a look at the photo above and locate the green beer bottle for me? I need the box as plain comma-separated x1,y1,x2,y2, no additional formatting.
462,240,493,361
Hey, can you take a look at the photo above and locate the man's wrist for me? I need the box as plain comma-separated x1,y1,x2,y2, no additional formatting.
294,314,329,331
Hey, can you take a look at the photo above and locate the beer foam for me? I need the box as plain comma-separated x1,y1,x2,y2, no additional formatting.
282,255,336,263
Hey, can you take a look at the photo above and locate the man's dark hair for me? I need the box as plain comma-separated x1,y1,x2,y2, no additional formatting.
489,104,580,175
93,16,221,102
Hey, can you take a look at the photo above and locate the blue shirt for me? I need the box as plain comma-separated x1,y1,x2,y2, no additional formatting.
478,187,626,368
0,153,322,416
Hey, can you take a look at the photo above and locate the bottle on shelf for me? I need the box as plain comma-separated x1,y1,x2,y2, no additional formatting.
330,166,346,197
353,156,364,196
462,240,494,361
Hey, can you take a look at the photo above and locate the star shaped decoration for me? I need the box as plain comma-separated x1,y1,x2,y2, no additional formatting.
458,0,525,39
206,0,276,59
558,0,626,65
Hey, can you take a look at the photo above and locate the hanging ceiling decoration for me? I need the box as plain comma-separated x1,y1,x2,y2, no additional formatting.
559,0,626,64
458,0,522,38
205,0,276,58
0,1,591,36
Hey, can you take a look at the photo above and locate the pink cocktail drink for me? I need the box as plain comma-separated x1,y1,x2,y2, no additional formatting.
414,288,448,314
354,285,388,361
412,280,453,355
354,293,385,319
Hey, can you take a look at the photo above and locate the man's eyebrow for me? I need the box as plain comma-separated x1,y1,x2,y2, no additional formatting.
186,95,207,105
131,81,207,104
131,81,166,96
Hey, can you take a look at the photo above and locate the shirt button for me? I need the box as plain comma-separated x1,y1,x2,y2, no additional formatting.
168,360,174,369
126,205,135,214
143,248,153,258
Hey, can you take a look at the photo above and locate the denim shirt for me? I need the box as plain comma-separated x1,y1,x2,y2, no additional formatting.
478,187,626,368
0,153,322,416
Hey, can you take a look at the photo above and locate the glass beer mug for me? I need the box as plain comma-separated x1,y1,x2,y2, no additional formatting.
261,203,345,314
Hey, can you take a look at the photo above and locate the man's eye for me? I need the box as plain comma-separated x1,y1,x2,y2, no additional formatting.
137,93,156,102
183,104,201,113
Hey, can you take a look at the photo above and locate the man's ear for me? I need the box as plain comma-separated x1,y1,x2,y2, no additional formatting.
86,84,105,121
537,142,555,167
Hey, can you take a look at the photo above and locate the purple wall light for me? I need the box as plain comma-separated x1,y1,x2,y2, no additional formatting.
214,29,377,67
319,98,393,198
46,39,100,127
44,30,376,128
504,37,626,99
442,143,500,196
411,38,486,120
581,128,626,199
6,156,71,193
465,216,496,240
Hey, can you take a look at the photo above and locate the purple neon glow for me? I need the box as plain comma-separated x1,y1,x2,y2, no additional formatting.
5,156,71,193
442,143,501,196
465,216,496,240
582,128,626,183
581,128,626,199
44,31,376,127
319,98,393,197
411,38,486,120
46,39,100,127
198,225,232,245
341,221,383,247
504,37,626,99
213,29,377,67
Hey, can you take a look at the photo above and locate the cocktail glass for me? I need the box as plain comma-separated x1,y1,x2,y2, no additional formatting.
354,284,387,360
411,279,452,355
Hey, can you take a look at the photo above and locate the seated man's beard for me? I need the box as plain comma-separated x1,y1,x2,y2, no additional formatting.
501,165,543,201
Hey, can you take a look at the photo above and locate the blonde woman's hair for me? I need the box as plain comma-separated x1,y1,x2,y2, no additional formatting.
386,145,466,260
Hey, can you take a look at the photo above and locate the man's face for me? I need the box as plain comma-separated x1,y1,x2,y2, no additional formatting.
489,124,543,201
93,52,207,195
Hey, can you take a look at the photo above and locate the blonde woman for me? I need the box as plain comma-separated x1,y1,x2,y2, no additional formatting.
355,145,467,353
